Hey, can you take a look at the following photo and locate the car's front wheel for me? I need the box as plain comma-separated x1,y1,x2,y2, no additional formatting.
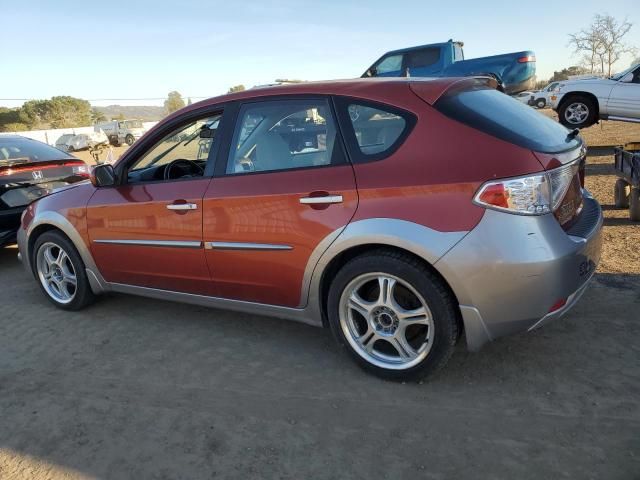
125,134,135,146
558,95,597,128
33,231,95,310
536,99,546,109
327,250,459,381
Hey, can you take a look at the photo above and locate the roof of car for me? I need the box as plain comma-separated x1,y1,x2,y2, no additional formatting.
167,77,472,122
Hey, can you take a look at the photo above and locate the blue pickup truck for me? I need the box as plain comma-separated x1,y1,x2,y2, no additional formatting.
363,40,536,95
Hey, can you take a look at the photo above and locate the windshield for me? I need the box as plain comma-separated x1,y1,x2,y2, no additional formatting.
0,136,73,164
124,120,143,129
610,64,639,80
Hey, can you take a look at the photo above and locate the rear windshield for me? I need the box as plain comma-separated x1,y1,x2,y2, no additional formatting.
0,136,73,164
435,86,581,153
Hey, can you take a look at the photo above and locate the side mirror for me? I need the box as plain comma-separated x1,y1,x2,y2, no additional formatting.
90,164,116,187
620,72,634,83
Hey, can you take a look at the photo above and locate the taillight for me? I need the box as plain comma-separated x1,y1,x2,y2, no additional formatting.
474,161,581,215
518,55,536,63
72,164,91,177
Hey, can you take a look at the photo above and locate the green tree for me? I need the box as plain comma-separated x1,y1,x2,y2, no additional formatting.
227,84,246,94
91,108,107,123
164,91,185,114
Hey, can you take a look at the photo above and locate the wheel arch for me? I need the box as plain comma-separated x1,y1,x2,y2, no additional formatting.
25,212,107,294
302,218,469,329
558,91,600,117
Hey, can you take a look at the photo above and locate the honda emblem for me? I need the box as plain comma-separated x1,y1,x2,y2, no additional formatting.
32,170,43,180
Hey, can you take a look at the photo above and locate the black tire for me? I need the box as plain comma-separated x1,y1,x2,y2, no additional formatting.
67,145,74,152
558,95,597,129
536,99,546,109
125,134,135,146
327,249,459,381
109,135,120,146
614,179,630,209
32,230,95,311
630,188,640,222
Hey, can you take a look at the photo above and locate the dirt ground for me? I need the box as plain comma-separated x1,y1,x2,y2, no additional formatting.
0,123,639,479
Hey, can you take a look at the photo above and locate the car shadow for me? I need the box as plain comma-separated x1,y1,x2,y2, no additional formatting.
0,246,638,478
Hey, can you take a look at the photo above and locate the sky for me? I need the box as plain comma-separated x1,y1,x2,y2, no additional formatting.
1,0,638,108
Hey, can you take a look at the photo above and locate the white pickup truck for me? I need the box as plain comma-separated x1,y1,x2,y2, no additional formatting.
550,63,640,128
95,119,146,146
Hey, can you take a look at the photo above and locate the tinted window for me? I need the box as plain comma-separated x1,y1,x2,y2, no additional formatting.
375,54,402,75
344,102,410,157
405,48,440,68
0,136,73,163
227,99,338,174
435,85,581,153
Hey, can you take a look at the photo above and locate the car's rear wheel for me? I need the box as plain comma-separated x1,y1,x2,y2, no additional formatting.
33,231,95,310
558,95,597,128
327,250,459,381
67,145,74,152
614,179,630,208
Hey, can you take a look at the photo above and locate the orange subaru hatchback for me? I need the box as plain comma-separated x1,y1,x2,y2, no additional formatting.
18,78,602,379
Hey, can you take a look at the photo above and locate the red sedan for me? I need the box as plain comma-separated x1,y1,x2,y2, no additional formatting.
18,77,602,380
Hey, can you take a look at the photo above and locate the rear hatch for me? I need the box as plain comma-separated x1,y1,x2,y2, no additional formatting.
429,79,585,229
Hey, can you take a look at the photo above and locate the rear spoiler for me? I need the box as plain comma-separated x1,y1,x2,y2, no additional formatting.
409,76,499,105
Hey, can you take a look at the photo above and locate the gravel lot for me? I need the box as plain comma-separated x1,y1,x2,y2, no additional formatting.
1,124,639,479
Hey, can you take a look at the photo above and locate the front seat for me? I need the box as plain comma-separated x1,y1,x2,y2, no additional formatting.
256,132,291,172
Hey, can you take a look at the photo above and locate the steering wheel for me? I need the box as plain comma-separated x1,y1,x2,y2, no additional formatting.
164,159,204,180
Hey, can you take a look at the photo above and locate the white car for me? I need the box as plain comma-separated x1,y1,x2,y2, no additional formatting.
513,91,535,105
55,130,109,152
530,82,561,109
550,63,640,128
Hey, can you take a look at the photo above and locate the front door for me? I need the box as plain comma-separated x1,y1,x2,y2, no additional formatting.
203,98,358,307
87,111,223,295
607,66,640,117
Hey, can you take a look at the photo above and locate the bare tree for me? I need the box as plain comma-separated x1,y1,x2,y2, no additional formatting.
569,24,605,74
570,14,635,76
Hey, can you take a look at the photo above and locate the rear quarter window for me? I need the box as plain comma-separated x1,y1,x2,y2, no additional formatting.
435,85,581,153
335,98,416,163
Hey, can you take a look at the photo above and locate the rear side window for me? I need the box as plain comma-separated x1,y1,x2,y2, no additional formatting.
335,98,415,162
435,85,581,153
405,48,440,69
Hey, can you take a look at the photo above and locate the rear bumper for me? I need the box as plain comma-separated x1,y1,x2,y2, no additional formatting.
435,194,603,351
0,207,24,246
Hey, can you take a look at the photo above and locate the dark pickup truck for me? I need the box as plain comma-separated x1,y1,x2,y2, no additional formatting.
363,40,536,95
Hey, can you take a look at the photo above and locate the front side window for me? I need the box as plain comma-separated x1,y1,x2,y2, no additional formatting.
127,113,221,183
374,54,403,75
226,99,338,174
344,102,409,157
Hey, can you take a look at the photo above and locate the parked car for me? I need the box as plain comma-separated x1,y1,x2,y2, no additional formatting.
531,82,561,109
0,135,90,247
96,119,146,146
17,77,602,380
55,131,109,152
513,91,535,105
550,63,640,128
362,40,536,94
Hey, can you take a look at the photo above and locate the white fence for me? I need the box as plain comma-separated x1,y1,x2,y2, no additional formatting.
0,122,159,146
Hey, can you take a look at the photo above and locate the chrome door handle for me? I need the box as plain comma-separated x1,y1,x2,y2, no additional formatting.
299,195,343,205
167,203,198,211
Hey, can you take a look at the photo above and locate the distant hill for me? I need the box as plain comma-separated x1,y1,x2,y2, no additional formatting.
95,105,165,121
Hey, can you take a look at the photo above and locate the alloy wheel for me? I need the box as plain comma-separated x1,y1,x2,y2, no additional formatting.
339,273,435,370
564,102,589,124
36,242,77,304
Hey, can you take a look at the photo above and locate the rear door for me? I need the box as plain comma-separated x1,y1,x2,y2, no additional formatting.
202,97,358,307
